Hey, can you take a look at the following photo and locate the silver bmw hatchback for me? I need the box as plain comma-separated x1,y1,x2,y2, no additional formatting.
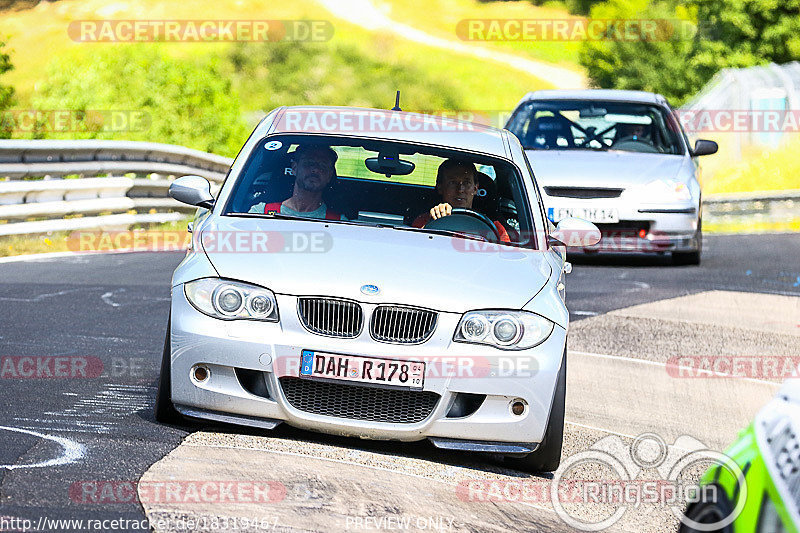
155,106,599,472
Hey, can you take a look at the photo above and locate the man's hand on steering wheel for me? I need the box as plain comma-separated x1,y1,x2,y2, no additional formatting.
430,203,453,220
424,206,502,242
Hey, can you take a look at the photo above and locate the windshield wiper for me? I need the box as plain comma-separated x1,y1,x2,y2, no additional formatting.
392,225,488,242
227,212,393,229
227,212,311,222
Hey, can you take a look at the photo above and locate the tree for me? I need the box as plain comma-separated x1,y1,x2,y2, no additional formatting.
0,39,15,139
578,0,800,106
687,0,800,90
579,0,698,105
30,46,248,157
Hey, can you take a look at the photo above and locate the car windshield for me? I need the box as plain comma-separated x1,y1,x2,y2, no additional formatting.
224,134,536,247
506,100,685,155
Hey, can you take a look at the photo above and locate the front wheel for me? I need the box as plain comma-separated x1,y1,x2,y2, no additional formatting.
673,223,702,266
154,317,183,424
505,351,566,473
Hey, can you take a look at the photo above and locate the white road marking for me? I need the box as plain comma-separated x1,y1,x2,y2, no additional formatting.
0,251,86,263
571,310,598,316
0,426,85,469
625,281,650,292
101,289,123,307
0,288,86,302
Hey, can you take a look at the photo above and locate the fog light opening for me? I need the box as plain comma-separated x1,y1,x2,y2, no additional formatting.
510,399,527,416
192,365,210,383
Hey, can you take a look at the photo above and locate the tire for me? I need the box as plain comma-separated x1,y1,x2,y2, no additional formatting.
505,351,566,473
678,484,734,533
154,317,183,424
673,222,702,266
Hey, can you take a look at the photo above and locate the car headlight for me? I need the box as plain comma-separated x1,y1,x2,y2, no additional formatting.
642,179,692,202
184,278,279,321
454,310,554,350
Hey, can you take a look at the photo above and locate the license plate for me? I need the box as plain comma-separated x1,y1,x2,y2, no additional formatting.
299,350,425,390
548,206,619,223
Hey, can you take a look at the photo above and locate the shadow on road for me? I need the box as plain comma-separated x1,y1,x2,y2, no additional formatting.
567,251,684,268
137,407,550,480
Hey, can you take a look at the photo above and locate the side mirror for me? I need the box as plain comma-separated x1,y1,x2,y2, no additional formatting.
692,139,718,157
169,175,214,209
548,217,601,247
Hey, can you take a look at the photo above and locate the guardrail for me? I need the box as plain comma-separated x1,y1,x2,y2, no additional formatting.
0,139,796,237
703,190,800,224
0,140,232,237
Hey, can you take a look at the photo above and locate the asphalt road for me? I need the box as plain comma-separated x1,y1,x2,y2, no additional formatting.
0,233,797,532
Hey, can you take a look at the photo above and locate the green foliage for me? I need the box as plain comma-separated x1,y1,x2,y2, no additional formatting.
579,0,697,104
29,46,248,157
229,39,463,113
0,39,15,139
689,0,800,88
579,0,800,106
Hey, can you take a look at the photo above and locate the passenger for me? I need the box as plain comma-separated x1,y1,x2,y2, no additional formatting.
250,144,345,220
412,159,510,242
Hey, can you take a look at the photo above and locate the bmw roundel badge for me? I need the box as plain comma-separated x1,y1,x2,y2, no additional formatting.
360,284,380,296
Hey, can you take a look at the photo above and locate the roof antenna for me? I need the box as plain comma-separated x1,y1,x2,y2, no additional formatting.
391,90,401,111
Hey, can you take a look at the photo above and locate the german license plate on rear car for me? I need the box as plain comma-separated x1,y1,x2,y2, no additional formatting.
548,206,619,223
299,350,424,390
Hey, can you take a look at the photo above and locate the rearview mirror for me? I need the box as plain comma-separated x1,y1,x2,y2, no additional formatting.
365,152,415,177
169,175,215,209
692,139,718,157
579,107,607,118
548,217,601,247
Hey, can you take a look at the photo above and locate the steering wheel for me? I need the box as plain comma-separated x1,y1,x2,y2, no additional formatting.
423,208,501,243
611,137,659,153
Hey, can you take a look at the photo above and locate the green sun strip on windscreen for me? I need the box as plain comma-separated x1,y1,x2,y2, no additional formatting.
331,146,444,187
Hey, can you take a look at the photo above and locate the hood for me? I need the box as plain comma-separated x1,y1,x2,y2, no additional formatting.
526,150,687,188
199,216,552,313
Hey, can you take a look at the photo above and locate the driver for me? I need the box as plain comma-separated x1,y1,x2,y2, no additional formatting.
249,144,345,220
412,159,510,242
616,123,651,143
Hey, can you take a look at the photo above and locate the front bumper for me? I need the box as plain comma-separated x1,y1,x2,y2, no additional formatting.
169,287,567,446
543,194,700,253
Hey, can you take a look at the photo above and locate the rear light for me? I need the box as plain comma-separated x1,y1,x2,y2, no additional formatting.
638,229,647,238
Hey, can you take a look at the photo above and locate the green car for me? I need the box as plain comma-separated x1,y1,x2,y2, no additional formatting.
681,383,800,532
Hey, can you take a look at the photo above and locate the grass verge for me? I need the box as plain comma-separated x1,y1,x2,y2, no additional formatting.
374,0,583,68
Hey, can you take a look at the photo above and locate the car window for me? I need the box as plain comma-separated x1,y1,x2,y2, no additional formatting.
223,134,536,248
506,100,685,155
